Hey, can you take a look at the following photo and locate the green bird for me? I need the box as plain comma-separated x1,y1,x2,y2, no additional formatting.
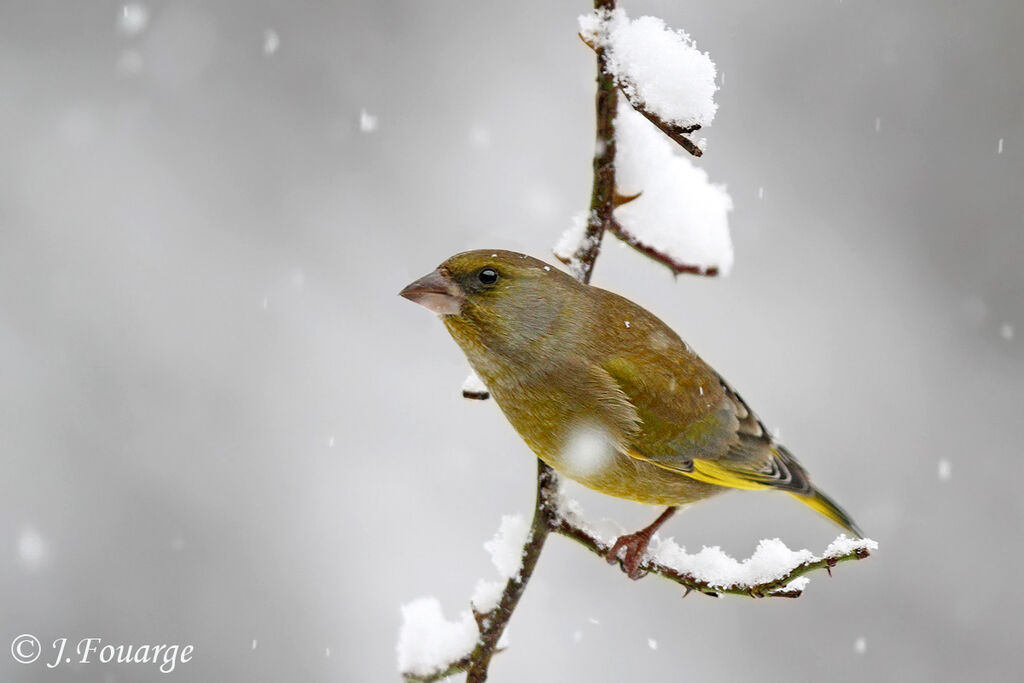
400,249,862,578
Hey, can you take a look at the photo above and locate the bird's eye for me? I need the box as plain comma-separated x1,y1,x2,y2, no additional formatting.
478,268,499,285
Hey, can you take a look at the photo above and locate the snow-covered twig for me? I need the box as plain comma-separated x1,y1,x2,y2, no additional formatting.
400,2,868,680
461,371,490,400
399,469,876,682
560,0,620,285
578,7,718,158
608,218,721,276
399,464,558,683
551,498,876,598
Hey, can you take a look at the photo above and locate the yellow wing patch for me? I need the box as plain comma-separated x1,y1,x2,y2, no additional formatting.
685,460,773,491
622,447,774,492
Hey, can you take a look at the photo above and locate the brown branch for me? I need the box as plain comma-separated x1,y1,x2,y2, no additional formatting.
559,0,619,285
608,218,720,277
579,33,704,157
422,4,620,680
462,463,557,682
621,87,704,157
551,515,872,599
405,3,870,680
402,502,874,682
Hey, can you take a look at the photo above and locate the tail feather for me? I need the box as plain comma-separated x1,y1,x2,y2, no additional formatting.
790,488,863,538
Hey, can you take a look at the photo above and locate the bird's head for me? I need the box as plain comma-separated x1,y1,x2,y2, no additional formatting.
400,249,581,353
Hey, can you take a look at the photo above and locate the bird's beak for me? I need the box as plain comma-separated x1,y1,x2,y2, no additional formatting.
399,269,465,315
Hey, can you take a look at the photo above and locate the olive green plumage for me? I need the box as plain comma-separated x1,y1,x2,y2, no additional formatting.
401,249,861,537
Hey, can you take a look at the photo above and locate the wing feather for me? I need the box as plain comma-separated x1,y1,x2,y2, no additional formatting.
602,355,812,495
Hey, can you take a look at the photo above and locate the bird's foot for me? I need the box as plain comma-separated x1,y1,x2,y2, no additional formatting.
606,507,677,580
606,531,655,580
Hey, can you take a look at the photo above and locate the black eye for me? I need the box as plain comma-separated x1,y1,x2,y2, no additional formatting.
478,268,499,285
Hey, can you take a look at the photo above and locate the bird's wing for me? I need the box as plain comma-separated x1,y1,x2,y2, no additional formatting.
600,355,813,494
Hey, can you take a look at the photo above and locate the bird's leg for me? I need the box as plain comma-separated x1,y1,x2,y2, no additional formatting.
607,506,677,580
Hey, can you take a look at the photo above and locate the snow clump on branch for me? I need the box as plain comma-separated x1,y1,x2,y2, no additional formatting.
579,8,718,129
614,103,733,274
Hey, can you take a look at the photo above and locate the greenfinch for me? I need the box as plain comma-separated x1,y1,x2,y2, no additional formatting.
400,249,861,577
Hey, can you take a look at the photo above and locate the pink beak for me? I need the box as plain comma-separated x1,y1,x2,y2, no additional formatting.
399,269,465,315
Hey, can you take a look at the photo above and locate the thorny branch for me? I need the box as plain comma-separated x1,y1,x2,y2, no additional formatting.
607,217,721,277
403,1,870,680
578,33,705,158
551,513,871,599
453,2,622,675
567,0,620,286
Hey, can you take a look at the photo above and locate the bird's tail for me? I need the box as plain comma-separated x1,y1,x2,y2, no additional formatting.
789,487,863,538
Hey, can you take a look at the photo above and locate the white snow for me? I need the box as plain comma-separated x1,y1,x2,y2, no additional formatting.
854,636,867,654
470,579,504,613
652,537,811,588
650,535,877,591
470,514,531,612
560,424,617,478
359,109,379,133
647,638,659,651
552,485,606,541
614,103,734,273
580,9,718,129
462,371,488,397
998,138,1005,154
17,528,47,570
1000,323,1014,340
117,4,150,35
263,29,280,55
484,514,530,581
783,576,810,592
251,639,257,650
938,458,952,481
552,488,873,593
553,211,595,279
573,630,583,643
874,116,881,133
823,535,879,558
397,597,479,676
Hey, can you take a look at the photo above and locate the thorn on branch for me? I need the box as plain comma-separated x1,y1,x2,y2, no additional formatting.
547,502,874,600
613,189,642,208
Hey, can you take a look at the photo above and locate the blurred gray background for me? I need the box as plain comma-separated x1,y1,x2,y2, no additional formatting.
2,0,1022,681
